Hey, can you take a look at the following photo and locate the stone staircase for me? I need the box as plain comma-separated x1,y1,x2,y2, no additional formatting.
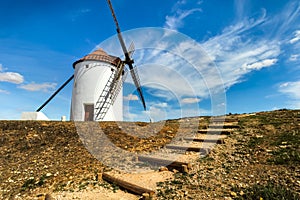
102,116,240,198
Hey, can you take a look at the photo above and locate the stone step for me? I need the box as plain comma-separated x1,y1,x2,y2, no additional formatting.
198,129,232,135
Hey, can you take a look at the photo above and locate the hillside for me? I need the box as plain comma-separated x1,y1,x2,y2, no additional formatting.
0,109,300,199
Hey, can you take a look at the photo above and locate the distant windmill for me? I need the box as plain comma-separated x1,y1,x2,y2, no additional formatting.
33,0,146,121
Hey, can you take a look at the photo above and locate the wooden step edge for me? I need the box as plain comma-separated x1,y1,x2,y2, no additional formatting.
102,172,155,196
209,125,240,129
210,119,239,123
183,137,225,144
197,130,232,135
165,145,210,153
138,155,191,172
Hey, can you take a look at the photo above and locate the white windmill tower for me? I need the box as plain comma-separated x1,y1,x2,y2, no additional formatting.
34,0,146,121
70,48,124,121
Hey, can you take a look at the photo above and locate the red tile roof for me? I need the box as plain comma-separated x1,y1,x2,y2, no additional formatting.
73,48,122,68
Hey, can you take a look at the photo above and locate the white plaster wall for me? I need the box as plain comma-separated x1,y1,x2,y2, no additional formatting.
70,60,123,121
21,112,49,120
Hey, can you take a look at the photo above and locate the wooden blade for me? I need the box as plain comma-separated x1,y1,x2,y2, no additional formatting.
106,0,146,110
36,75,74,112
106,0,132,63
129,64,146,110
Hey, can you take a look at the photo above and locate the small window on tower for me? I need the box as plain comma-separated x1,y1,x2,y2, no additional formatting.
85,64,89,68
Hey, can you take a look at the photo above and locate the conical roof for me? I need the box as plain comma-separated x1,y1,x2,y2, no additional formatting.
73,48,122,68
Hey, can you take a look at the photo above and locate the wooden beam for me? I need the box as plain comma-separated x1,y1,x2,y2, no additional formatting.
184,137,224,144
210,118,238,123
209,124,240,129
138,155,191,171
102,172,155,196
198,130,232,135
165,145,210,153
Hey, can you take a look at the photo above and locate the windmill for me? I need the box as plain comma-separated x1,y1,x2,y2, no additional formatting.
31,0,146,121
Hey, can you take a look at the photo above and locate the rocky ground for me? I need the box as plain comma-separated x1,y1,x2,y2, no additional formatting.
0,109,300,199
156,109,300,199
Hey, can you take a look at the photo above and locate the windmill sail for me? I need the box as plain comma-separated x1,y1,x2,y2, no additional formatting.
128,41,135,58
36,74,74,112
106,0,146,110
129,65,146,110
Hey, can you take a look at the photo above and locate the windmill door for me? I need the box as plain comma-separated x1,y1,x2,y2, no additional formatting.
84,104,94,121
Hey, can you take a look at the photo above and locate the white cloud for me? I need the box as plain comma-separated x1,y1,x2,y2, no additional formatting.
279,81,300,99
164,0,202,30
181,97,201,104
165,8,202,30
234,0,250,20
0,89,10,94
19,82,57,92
154,102,168,108
143,104,209,122
278,81,300,108
242,59,278,70
289,54,300,61
123,94,139,101
145,106,168,122
201,10,281,89
0,64,24,84
100,18,279,111
289,30,300,44
98,0,299,120
0,71,24,84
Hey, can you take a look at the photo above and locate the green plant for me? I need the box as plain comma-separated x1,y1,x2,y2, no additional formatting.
54,182,67,192
21,174,47,191
233,182,300,200
112,183,119,193
268,149,300,165
21,178,35,191
247,136,264,148
78,181,89,190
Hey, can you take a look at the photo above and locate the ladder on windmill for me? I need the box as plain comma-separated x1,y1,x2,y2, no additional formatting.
94,64,127,121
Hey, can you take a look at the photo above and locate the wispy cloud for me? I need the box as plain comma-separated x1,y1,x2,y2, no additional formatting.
289,30,300,44
164,0,201,30
234,0,250,20
142,103,209,122
201,9,281,88
19,82,57,92
165,9,202,30
69,8,91,22
242,59,278,71
0,89,10,94
123,94,139,101
289,54,300,61
181,97,201,104
278,81,300,108
154,102,168,108
144,106,168,122
99,0,300,120
0,64,24,84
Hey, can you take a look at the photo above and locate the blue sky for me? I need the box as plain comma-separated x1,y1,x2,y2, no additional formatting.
0,0,299,121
